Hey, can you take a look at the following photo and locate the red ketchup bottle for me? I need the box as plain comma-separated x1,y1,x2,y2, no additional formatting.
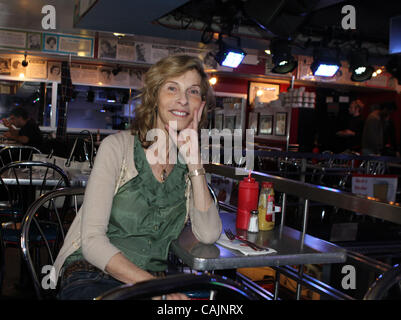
236,172,259,230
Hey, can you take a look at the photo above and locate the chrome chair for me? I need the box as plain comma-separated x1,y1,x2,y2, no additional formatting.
20,187,85,299
96,273,258,300
363,264,401,300
0,146,42,167
0,161,71,295
0,161,71,233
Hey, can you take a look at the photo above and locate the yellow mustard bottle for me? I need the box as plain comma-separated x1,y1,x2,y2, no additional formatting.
258,182,275,231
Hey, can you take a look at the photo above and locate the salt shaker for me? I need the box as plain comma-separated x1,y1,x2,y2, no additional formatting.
248,210,259,233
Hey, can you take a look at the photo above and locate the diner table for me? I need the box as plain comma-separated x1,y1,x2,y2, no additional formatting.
0,167,89,187
171,211,347,271
0,140,22,148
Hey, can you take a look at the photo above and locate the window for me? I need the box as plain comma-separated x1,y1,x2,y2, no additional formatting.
0,80,51,127
64,85,137,130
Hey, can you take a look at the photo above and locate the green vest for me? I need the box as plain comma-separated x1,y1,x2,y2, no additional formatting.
64,135,188,272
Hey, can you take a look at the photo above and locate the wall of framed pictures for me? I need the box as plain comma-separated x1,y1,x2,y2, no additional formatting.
249,104,292,149
212,92,247,136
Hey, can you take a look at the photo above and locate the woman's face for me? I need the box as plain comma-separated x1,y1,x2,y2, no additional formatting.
156,69,205,131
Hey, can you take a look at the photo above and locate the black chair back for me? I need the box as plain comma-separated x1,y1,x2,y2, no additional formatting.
0,146,42,167
0,161,71,224
20,187,85,299
96,273,258,300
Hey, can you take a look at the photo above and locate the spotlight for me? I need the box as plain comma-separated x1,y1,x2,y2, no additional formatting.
106,91,117,103
270,39,298,74
22,53,28,67
112,65,122,76
349,49,374,82
311,48,341,77
209,76,217,85
386,54,401,85
214,35,246,68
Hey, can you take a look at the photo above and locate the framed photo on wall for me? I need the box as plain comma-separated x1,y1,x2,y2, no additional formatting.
258,114,273,135
248,112,258,135
224,115,236,133
248,82,280,108
275,112,287,136
215,113,223,130
235,115,242,130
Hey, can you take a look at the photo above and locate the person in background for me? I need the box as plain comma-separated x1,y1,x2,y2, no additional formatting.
53,55,222,300
336,99,365,152
1,107,43,151
381,102,399,157
361,102,396,155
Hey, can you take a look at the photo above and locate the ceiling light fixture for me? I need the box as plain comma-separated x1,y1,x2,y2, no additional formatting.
112,65,122,76
214,34,246,68
209,76,217,85
311,47,341,77
22,53,28,67
270,39,298,74
349,49,374,82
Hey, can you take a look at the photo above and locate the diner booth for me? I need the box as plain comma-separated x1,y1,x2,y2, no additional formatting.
0,0,401,303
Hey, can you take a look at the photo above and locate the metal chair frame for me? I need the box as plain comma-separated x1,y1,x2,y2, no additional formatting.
0,146,42,167
96,273,258,300
20,187,85,299
0,161,71,226
364,264,401,300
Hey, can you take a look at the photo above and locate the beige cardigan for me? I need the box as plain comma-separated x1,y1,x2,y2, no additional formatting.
52,130,222,281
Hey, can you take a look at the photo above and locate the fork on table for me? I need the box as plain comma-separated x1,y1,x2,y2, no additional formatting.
224,228,263,251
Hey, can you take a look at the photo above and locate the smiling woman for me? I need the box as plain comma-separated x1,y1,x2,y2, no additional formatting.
54,54,222,300
132,54,212,149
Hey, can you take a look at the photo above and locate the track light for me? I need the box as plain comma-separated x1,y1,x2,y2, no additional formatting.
112,65,122,76
349,49,374,82
270,39,298,74
214,35,246,68
209,76,217,85
106,91,117,103
22,53,28,67
311,47,341,77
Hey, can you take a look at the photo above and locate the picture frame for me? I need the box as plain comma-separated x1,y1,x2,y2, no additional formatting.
275,112,287,136
248,112,258,135
234,114,242,130
214,113,223,130
258,114,273,135
224,115,236,133
248,82,280,108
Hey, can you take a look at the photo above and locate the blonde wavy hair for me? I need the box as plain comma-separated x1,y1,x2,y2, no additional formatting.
131,54,214,148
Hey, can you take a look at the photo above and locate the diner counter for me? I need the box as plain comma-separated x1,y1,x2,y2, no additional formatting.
171,211,347,271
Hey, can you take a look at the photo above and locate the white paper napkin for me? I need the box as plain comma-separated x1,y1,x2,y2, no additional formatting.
216,233,277,256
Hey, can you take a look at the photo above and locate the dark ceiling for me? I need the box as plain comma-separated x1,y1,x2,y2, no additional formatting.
76,0,401,63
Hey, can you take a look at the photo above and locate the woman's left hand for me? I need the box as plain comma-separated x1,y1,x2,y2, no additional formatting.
165,104,204,171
